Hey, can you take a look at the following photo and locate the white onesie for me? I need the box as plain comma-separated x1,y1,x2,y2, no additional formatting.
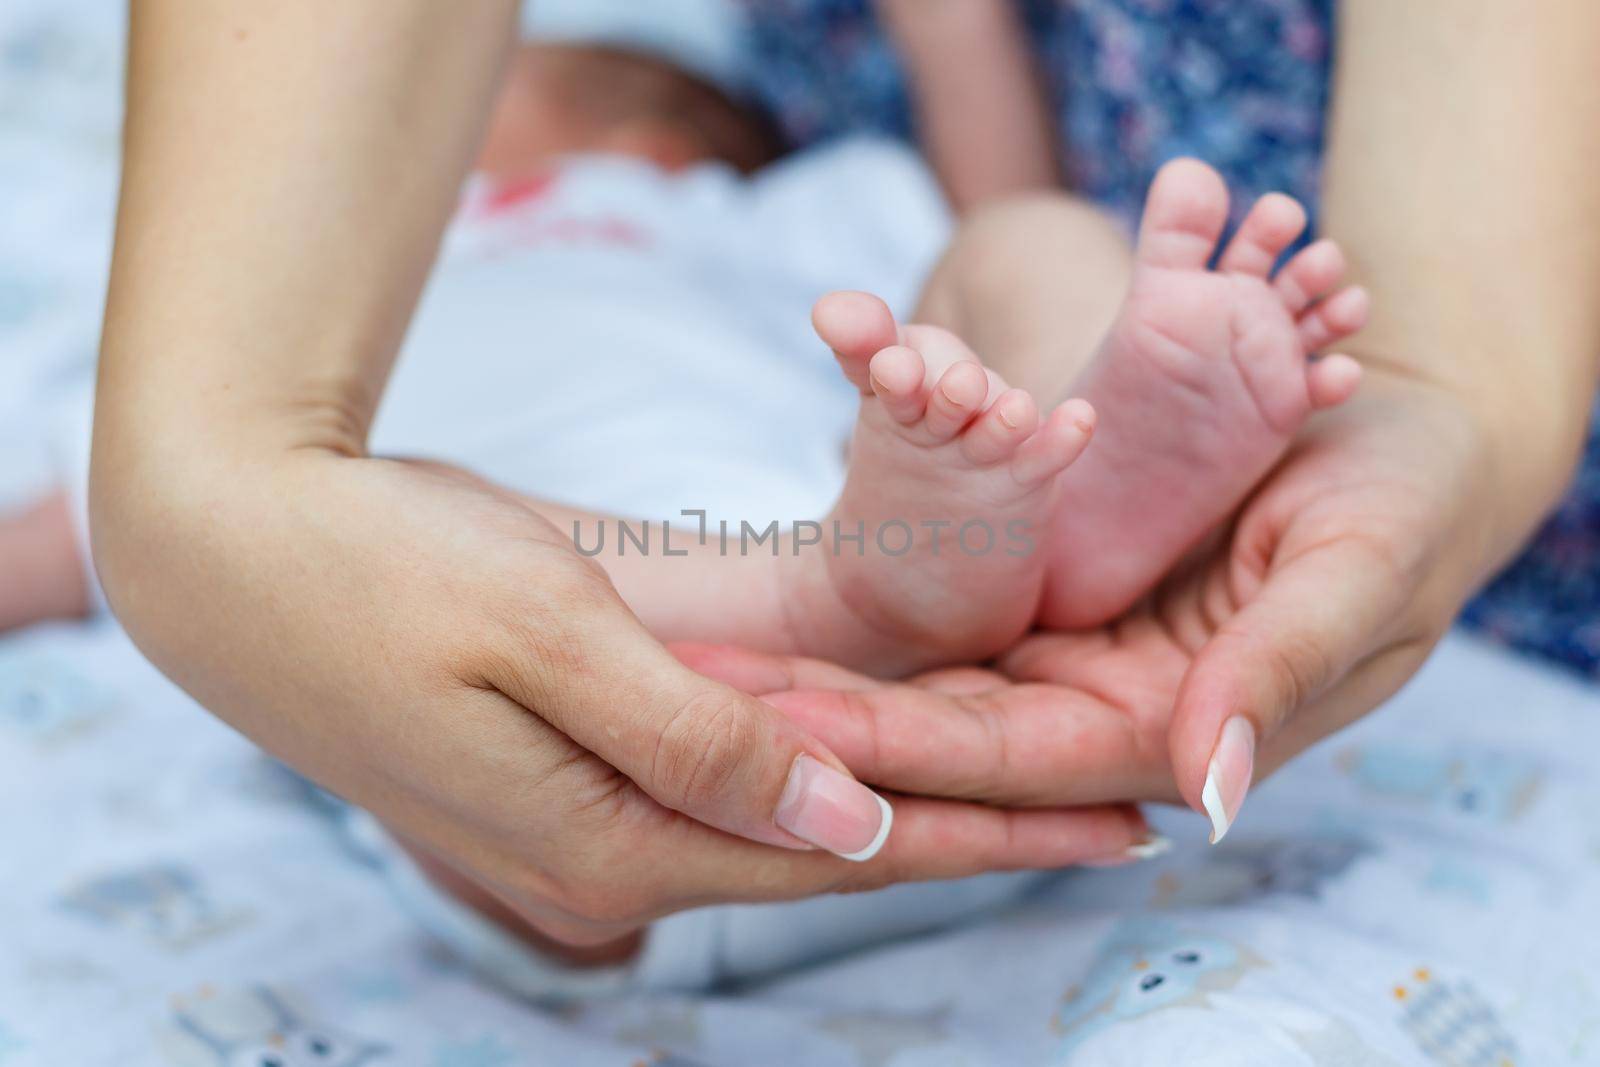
376,141,935,522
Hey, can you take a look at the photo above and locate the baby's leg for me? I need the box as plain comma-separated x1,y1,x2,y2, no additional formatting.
913,193,1135,404
0,491,91,634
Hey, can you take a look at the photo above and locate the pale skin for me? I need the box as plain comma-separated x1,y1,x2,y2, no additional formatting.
88,0,1600,958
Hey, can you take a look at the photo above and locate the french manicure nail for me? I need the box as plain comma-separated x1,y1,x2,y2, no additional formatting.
1127,833,1173,861
1081,834,1174,868
775,755,893,862
1201,716,1256,844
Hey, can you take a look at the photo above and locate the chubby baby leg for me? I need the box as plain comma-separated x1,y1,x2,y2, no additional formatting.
913,192,1135,405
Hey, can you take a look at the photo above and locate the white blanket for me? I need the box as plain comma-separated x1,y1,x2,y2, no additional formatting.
3,624,1598,1065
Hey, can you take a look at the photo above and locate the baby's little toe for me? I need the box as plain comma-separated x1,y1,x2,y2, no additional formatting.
1306,354,1363,410
1011,401,1095,488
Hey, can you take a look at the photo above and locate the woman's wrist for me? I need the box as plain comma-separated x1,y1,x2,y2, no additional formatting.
1447,372,1586,565
1339,359,1583,599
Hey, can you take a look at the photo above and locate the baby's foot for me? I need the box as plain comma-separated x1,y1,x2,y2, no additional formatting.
788,292,1094,673
1039,159,1369,628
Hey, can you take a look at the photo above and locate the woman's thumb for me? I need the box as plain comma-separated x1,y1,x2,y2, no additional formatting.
497,616,893,861
1168,538,1401,843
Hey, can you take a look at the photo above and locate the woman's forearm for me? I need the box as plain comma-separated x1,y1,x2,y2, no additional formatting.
98,1,518,465
94,1,518,631
875,0,1062,210
1323,0,1600,560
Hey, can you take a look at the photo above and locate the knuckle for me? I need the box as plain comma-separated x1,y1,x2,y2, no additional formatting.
967,699,1015,799
931,695,1015,802
468,563,625,702
1263,628,1334,711
1345,527,1423,594
649,689,760,813
856,694,886,783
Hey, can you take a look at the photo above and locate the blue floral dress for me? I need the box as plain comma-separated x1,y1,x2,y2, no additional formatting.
739,0,1600,678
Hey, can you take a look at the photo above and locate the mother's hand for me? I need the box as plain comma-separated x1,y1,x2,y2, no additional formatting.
92,451,1148,951
690,372,1546,839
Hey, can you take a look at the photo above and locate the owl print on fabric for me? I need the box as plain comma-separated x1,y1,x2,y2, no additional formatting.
1053,921,1263,1053
58,863,249,951
159,986,388,1067
1392,969,1521,1067
1337,745,1542,823
1052,920,1400,1064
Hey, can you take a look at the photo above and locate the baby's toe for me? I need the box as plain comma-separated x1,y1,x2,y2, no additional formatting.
922,361,991,442
1306,353,1363,410
1011,401,1096,488
1136,159,1231,271
1218,193,1307,277
901,324,984,374
1274,239,1347,315
959,389,1039,467
868,345,930,425
1298,285,1370,353
814,290,900,393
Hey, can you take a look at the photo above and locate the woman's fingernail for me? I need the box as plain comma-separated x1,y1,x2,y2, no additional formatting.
1081,834,1174,868
775,755,893,862
1201,716,1256,844
1126,833,1173,861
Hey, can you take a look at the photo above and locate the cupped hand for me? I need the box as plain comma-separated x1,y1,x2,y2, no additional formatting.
92,450,1148,951
686,372,1530,838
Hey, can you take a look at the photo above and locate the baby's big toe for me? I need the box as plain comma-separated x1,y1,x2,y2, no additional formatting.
815,290,900,393
1136,159,1231,271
